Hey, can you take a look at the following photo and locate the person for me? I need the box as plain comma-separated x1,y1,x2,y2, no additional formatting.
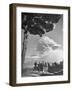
33,62,37,71
40,62,43,71
47,63,51,72
38,62,40,71
34,62,37,67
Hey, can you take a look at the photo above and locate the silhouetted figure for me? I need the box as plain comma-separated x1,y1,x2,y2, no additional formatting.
38,62,40,71
34,62,37,67
37,62,43,71
47,63,50,72
54,62,57,66
40,63,43,71
33,62,38,71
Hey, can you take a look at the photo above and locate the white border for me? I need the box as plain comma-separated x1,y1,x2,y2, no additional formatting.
16,7,68,83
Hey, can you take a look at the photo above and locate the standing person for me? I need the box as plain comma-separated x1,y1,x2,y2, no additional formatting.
40,62,43,71
33,62,37,71
38,62,40,71
47,63,50,72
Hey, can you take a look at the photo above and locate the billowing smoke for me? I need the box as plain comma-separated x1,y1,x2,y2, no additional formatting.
25,36,63,68
37,36,61,54
36,36,63,63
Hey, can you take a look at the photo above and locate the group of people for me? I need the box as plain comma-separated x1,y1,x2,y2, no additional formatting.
33,61,48,72
33,61,63,73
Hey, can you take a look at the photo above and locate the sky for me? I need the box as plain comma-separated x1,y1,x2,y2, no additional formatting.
21,15,63,64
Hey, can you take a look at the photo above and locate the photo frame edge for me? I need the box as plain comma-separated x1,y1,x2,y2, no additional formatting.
9,4,16,86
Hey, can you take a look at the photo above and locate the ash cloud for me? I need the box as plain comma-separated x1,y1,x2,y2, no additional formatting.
36,36,61,54
25,36,63,64
36,36,63,63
